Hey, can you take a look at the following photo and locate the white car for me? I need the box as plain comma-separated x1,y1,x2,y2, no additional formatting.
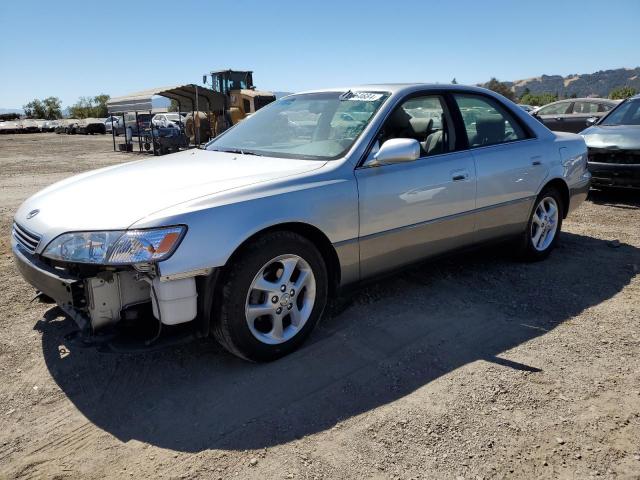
152,113,185,129
20,119,40,133
104,116,120,133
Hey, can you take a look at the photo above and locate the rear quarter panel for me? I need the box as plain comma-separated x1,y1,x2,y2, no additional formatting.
550,131,590,214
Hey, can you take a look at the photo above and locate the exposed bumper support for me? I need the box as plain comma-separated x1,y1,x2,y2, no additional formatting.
13,241,84,309
588,162,640,189
13,238,200,331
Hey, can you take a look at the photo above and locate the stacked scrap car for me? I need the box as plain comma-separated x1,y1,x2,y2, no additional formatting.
76,118,107,135
54,120,69,134
65,120,79,134
19,119,40,133
0,121,21,134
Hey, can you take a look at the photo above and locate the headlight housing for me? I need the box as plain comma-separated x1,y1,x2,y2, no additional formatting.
42,226,186,265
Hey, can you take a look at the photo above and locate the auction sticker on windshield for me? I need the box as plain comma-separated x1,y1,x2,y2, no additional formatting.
340,92,384,101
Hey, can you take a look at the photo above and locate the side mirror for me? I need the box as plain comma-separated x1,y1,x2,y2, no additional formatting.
373,138,420,165
585,116,598,127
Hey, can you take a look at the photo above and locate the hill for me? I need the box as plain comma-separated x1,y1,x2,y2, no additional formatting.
494,67,640,99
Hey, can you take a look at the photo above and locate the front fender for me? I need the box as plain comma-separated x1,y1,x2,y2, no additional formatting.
135,174,359,279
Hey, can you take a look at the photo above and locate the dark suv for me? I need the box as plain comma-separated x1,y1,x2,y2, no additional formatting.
533,98,619,133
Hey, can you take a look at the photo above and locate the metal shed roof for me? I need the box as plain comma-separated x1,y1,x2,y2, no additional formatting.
107,84,225,114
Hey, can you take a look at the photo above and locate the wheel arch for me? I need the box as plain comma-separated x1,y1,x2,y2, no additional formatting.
224,222,342,295
540,177,570,218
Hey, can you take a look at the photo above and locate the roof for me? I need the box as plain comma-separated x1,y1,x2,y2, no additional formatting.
292,83,497,97
107,84,225,114
544,97,619,104
211,69,252,74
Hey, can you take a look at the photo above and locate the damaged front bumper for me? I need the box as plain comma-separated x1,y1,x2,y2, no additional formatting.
12,237,200,333
587,161,640,189
587,148,640,189
13,240,89,325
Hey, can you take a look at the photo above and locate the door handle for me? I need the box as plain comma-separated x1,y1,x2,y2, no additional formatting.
554,117,563,121
531,155,543,166
450,169,469,181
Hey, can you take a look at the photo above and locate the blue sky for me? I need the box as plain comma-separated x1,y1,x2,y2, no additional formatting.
1,0,639,109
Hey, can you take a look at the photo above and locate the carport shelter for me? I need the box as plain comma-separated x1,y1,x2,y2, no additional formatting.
106,84,225,151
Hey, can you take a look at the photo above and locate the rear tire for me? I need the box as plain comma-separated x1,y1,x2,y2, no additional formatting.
212,231,328,362
518,187,564,261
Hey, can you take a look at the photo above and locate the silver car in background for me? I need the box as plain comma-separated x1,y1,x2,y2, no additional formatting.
12,84,590,361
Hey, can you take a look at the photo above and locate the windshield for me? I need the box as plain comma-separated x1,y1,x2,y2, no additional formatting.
166,114,182,121
206,91,389,160
600,99,640,126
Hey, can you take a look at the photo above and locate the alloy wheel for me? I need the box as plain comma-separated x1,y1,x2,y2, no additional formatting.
531,196,559,252
245,254,316,345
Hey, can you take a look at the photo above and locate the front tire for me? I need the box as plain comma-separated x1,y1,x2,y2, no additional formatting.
212,231,328,362
519,187,564,261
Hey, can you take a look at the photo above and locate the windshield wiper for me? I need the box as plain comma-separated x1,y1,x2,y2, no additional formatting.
212,148,263,156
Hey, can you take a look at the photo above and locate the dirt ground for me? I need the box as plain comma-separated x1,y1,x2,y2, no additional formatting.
0,133,638,480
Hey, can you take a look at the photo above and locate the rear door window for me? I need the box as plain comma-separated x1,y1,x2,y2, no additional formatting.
537,102,572,115
453,94,529,148
572,101,599,114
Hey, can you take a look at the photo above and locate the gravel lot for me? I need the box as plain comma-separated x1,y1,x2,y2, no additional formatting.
0,133,639,480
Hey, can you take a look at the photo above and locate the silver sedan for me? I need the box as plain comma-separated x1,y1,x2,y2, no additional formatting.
12,84,590,361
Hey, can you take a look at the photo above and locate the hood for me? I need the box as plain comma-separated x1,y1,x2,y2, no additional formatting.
581,124,640,150
15,149,326,242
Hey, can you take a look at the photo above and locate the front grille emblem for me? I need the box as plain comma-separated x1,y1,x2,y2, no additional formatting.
27,209,40,219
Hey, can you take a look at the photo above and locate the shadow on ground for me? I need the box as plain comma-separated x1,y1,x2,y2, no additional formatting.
36,231,639,452
588,187,640,210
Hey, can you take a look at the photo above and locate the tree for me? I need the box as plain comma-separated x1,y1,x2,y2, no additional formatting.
68,96,94,118
22,97,62,119
93,94,110,117
168,99,180,112
68,94,110,118
451,78,458,84
609,86,637,100
23,99,46,118
519,92,557,106
484,78,515,101
43,97,62,119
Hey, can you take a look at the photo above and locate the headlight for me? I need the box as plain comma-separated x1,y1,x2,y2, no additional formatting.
42,226,186,265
